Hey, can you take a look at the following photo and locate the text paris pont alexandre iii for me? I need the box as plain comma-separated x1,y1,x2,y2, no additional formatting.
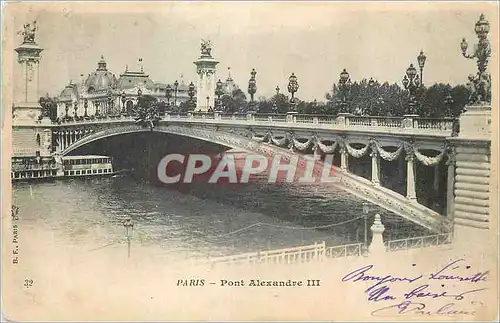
176,279,321,287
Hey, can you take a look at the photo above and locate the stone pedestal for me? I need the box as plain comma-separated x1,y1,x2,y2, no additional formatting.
458,104,491,139
369,214,386,255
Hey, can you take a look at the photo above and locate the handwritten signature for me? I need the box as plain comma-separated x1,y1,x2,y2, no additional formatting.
341,258,489,316
371,301,481,317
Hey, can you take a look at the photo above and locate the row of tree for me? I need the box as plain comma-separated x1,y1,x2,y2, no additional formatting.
40,79,471,121
248,80,469,118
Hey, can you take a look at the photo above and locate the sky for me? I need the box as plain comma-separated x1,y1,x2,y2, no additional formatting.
5,1,499,101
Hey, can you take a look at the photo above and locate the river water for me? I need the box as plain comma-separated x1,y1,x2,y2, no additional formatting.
12,170,431,263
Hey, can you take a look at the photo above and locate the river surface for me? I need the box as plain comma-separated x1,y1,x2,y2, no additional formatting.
12,173,430,262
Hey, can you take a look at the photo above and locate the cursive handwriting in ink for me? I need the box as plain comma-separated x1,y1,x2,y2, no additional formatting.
371,301,477,317
404,284,487,300
429,259,489,283
342,264,422,302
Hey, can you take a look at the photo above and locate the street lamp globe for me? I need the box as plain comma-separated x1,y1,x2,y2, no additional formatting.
362,202,370,215
417,50,427,69
406,64,418,79
475,13,490,38
188,82,195,99
340,69,350,84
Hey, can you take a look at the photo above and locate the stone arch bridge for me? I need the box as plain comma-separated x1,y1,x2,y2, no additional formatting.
49,113,466,235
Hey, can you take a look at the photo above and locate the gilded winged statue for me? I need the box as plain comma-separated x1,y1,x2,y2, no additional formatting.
200,39,212,56
18,21,37,43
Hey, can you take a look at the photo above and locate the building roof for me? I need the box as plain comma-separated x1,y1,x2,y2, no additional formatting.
84,56,118,92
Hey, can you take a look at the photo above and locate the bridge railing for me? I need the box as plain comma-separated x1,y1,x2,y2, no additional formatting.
54,113,459,136
198,232,454,268
202,242,326,266
325,243,365,258
384,233,452,252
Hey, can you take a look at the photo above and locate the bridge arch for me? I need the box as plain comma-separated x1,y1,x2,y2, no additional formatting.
58,122,450,234
60,124,253,157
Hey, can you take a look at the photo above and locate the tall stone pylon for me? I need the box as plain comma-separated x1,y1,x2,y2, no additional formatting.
12,21,52,157
194,40,219,112
13,21,45,123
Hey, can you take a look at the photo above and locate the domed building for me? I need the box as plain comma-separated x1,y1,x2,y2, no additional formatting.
220,67,240,96
56,56,196,119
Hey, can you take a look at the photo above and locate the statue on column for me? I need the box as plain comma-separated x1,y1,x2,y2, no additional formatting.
18,21,37,43
200,39,212,56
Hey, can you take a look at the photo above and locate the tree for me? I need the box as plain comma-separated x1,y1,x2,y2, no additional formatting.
221,89,248,113
134,94,160,130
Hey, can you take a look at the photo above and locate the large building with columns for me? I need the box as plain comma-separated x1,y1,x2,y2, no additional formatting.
56,56,195,119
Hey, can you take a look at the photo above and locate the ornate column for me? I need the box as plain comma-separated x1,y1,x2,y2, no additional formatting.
405,150,417,200
445,147,456,220
370,149,380,185
433,165,440,192
62,131,66,150
313,139,319,159
340,146,348,171
58,131,63,152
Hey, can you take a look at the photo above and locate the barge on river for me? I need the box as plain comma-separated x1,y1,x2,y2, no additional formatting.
11,154,115,181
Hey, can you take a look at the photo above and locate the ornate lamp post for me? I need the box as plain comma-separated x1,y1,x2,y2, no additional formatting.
444,92,454,117
362,202,370,252
206,95,210,111
73,101,78,118
64,103,69,119
287,73,299,113
123,217,134,259
417,50,427,87
460,14,491,104
215,79,224,112
165,84,172,109
247,68,257,113
188,82,195,111
174,80,179,108
402,64,420,115
84,99,88,117
121,91,126,114
366,77,376,115
338,69,352,114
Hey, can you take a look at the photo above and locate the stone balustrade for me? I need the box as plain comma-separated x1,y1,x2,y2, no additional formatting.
54,113,458,137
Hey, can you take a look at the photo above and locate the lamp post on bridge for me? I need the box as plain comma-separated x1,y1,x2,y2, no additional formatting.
247,68,257,114
215,79,224,113
121,91,126,115
460,14,491,104
165,84,172,111
174,80,179,109
123,217,134,259
287,73,299,114
188,81,196,112
402,64,420,116
444,92,454,117
362,202,370,253
338,69,352,114
273,85,280,113
417,50,427,87
366,77,376,116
